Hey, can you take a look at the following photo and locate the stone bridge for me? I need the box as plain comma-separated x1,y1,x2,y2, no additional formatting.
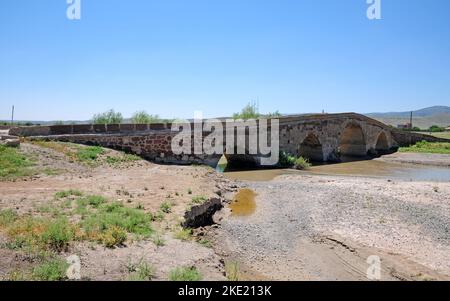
9,113,449,167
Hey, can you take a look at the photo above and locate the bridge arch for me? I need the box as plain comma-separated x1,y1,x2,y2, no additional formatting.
375,132,389,152
298,133,323,162
339,123,367,157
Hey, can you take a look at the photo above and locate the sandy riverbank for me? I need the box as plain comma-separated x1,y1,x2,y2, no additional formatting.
212,154,450,280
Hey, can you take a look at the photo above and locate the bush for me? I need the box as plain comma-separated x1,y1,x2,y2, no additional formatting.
32,258,69,281
92,109,123,125
160,201,172,214
278,151,296,167
39,218,75,251
131,111,160,124
233,102,260,120
173,228,192,241
294,156,311,170
100,226,127,248
169,266,202,281
127,260,155,281
76,146,104,162
191,196,207,205
429,125,444,132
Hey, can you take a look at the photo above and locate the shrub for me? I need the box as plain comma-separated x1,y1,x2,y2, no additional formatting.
429,125,444,132
294,156,311,170
191,196,207,205
160,201,173,213
225,262,240,281
174,228,192,241
92,109,123,124
100,226,127,248
32,258,69,281
127,260,155,281
278,151,296,167
169,266,202,281
232,102,260,120
131,111,160,124
40,218,75,251
76,146,104,162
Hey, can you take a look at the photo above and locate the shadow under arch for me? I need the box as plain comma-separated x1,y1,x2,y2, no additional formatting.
339,123,367,157
298,133,324,162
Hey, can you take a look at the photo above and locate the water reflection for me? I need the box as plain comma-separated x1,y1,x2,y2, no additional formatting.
225,159,450,182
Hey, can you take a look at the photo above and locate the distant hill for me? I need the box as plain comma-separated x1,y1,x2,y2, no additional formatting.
366,106,450,129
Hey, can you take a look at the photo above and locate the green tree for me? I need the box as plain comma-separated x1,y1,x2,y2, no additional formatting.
233,102,260,120
131,111,160,124
92,109,123,125
429,125,444,132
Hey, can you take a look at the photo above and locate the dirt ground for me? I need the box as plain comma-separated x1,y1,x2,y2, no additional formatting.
0,142,235,280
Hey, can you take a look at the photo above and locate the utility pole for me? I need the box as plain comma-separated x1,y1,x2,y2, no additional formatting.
11,105,14,125
410,111,413,130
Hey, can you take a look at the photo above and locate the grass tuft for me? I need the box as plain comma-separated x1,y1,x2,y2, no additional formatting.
0,145,35,180
32,258,68,281
169,266,202,281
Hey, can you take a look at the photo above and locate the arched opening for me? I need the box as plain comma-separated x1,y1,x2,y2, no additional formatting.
372,132,392,156
339,123,366,157
298,133,324,162
375,132,389,152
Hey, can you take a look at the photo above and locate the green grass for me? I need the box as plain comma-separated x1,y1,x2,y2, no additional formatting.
54,189,83,199
32,258,69,281
160,201,173,213
4,216,76,252
168,266,202,281
127,260,155,281
429,132,450,139
173,228,193,241
106,154,141,165
294,156,311,170
81,201,153,244
225,262,240,281
191,195,207,205
400,140,450,155
76,146,104,163
0,145,35,180
1,193,154,250
0,209,18,227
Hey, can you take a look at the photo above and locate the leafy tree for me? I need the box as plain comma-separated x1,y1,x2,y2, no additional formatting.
233,102,260,120
131,111,160,124
429,125,444,132
266,110,282,118
92,109,123,125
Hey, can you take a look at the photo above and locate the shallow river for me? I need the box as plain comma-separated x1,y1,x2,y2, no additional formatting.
224,159,450,182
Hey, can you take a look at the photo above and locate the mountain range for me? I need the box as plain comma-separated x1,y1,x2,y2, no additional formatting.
366,106,450,129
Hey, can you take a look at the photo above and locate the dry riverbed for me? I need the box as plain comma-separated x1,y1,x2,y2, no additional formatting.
213,153,450,280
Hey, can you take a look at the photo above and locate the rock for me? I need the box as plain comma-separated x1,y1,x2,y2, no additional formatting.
183,198,223,228
0,138,20,147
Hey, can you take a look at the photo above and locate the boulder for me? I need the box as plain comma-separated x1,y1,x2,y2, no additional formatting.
0,138,20,147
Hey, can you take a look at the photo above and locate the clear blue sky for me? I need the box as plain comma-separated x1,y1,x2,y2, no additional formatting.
1,0,449,121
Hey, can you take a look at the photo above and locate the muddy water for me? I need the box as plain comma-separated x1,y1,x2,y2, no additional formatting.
229,188,257,217
225,159,450,182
